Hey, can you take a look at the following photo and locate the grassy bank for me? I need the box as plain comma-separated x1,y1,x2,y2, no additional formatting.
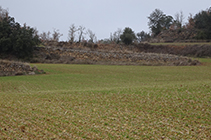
0,60,211,139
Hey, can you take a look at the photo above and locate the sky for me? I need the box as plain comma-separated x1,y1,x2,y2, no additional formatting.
1,0,211,41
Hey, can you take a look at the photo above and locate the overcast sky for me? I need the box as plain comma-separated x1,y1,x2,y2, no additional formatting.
1,0,211,41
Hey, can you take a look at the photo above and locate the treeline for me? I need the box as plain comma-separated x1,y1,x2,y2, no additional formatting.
0,6,211,59
194,8,211,39
148,8,211,40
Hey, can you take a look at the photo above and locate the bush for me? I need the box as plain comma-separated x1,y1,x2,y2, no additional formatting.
120,27,136,45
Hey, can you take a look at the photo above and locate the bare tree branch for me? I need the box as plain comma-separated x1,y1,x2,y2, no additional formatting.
78,26,86,43
52,28,63,42
175,11,185,28
68,24,78,43
87,29,97,43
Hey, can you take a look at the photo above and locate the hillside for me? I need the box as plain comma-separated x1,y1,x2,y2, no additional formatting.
26,41,200,66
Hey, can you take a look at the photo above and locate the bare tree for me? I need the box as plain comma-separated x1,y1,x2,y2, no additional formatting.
87,29,97,43
110,33,113,42
78,26,86,43
175,11,185,28
148,9,173,36
40,31,51,42
52,28,63,42
68,24,78,43
185,13,195,29
0,6,9,20
111,28,122,43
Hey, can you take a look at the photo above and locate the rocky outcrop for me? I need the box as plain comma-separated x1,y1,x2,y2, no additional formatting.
0,60,44,76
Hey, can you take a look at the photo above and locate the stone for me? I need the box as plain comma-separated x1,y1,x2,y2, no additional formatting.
28,72,35,75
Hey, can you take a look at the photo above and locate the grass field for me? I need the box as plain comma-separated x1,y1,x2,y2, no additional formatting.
0,59,211,139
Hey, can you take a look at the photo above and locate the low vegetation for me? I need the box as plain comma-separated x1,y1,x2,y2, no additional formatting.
0,59,210,139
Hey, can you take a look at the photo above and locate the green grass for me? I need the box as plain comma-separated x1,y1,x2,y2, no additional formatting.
0,60,211,139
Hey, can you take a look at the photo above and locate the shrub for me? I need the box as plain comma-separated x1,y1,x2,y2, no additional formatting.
120,27,136,45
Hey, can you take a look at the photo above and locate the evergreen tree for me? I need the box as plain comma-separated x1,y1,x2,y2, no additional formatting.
0,6,40,58
120,27,136,45
194,7,211,39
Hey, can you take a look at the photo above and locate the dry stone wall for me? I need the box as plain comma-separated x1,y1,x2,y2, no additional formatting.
0,60,44,76
32,46,200,66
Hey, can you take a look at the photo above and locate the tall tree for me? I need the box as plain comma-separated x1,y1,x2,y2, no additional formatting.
194,7,211,39
148,9,173,36
163,15,174,29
